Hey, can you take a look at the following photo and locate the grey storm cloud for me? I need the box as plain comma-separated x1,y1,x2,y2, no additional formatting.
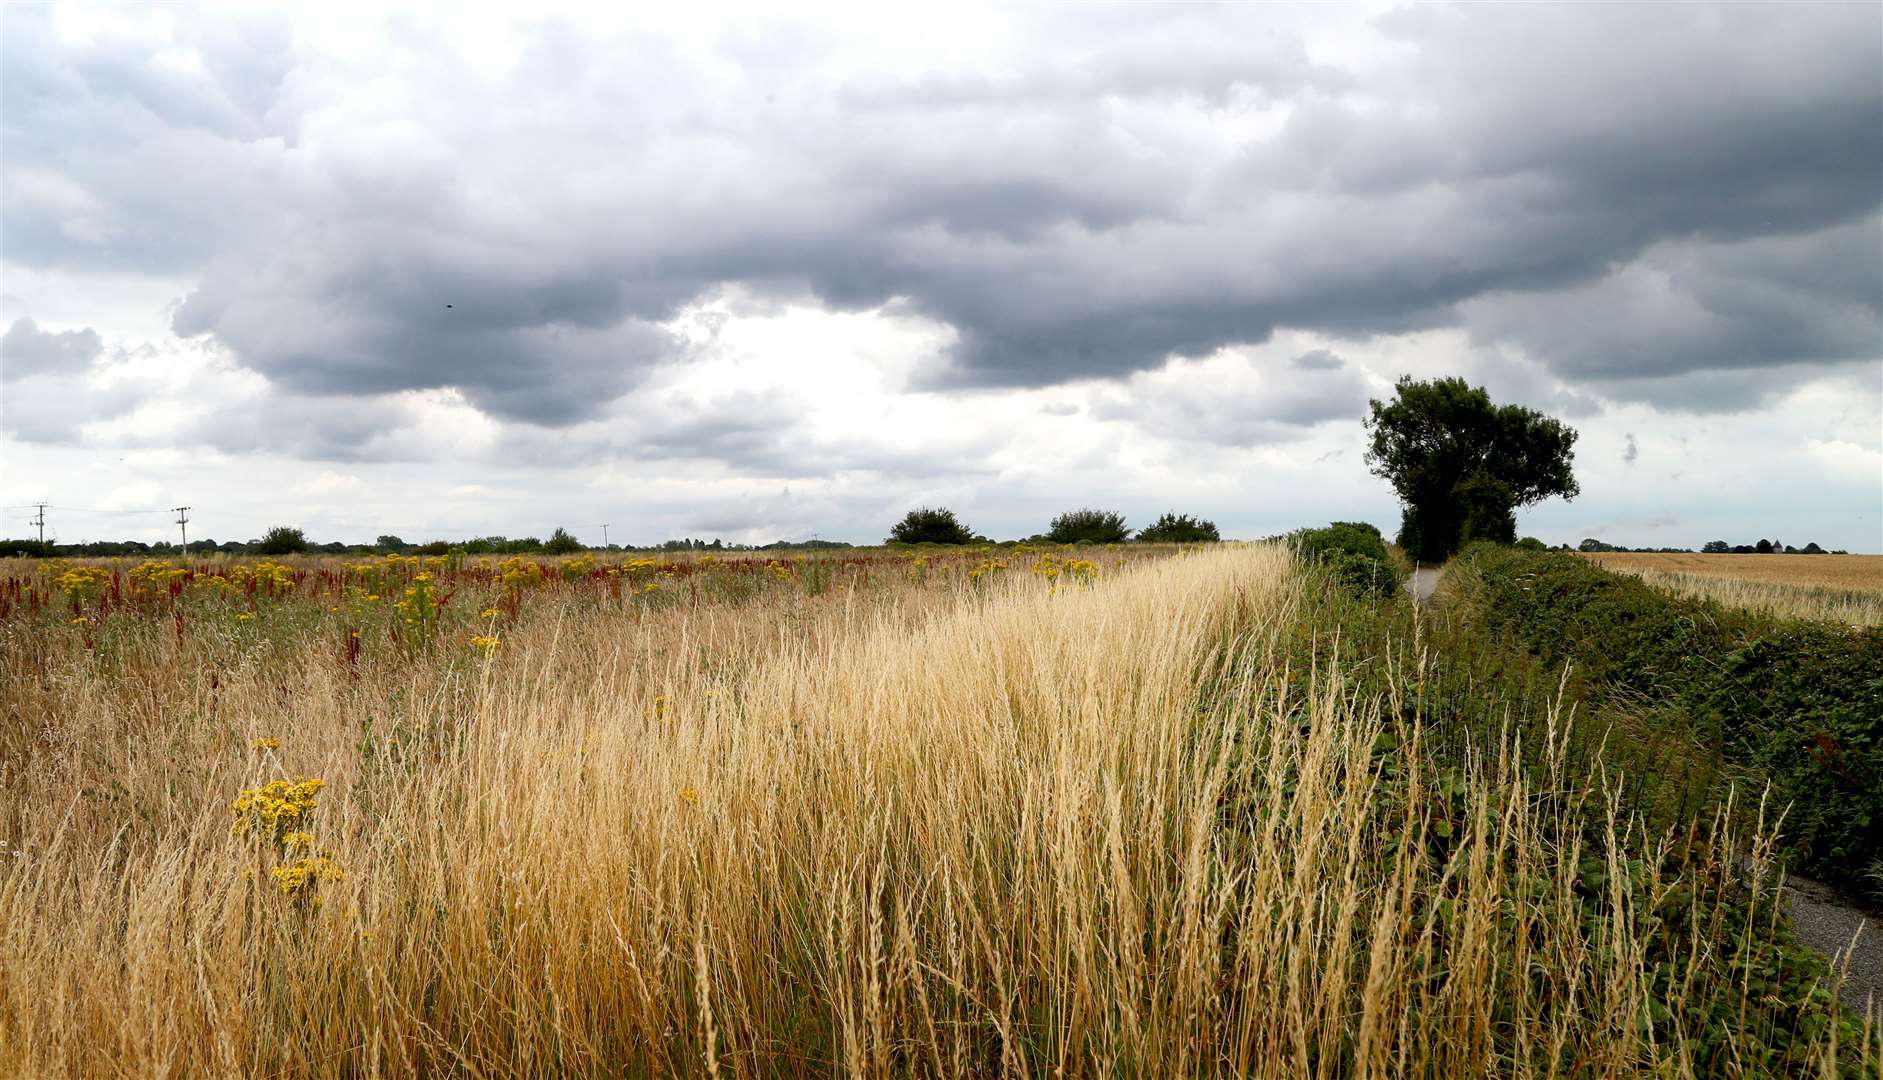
0,317,103,380
2,2,1879,436
1462,217,1881,409
1292,349,1344,372
1095,348,1372,447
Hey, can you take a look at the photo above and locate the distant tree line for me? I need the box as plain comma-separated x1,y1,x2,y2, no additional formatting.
1700,539,1843,555
1579,538,1850,555
0,507,1231,556
4,515,1858,560
884,507,1221,546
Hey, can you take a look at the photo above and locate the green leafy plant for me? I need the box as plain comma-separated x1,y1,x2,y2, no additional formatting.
1293,521,1406,601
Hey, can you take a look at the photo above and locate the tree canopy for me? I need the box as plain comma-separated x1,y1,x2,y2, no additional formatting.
887,507,974,545
1046,508,1129,544
1135,512,1220,543
1364,376,1579,562
256,525,309,555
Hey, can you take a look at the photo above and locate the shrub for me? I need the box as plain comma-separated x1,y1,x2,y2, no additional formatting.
1514,536,1548,551
255,526,309,555
1449,543,1883,899
1135,512,1219,543
887,507,974,545
1293,521,1406,601
1046,508,1129,544
543,527,584,555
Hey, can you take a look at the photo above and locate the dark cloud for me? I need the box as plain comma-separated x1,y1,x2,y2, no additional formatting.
1463,217,1881,407
2,2,1878,439
1095,349,1373,447
1292,349,1344,372
0,317,102,379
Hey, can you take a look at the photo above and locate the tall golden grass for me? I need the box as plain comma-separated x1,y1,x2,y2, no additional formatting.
1582,553,1883,627
1,546,1873,1076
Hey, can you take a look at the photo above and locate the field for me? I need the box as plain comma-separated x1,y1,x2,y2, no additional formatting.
1581,552,1883,627
1,545,1877,1077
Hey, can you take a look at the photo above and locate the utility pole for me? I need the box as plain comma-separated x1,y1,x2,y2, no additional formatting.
31,503,46,546
600,523,610,548
174,506,191,554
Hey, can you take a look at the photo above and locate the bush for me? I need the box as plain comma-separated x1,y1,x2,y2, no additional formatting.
543,527,584,555
255,526,309,555
1135,512,1219,543
1450,543,1883,899
1514,536,1548,551
1046,508,1129,544
1293,521,1406,601
887,507,974,545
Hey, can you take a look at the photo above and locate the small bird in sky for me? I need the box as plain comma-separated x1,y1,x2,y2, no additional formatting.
445,304,453,309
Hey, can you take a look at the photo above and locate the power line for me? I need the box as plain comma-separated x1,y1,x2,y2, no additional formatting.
36,505,176,515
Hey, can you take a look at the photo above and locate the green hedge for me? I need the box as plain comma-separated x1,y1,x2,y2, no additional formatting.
1274,560,1867,1069
1292,522,1407,601
1448,543,1883,898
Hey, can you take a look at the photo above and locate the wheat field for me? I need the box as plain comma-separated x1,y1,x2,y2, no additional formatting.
1,546,1874,1077
1581,552,1883,627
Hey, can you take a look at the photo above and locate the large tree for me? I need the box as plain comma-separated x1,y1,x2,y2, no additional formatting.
1364,376,1579,562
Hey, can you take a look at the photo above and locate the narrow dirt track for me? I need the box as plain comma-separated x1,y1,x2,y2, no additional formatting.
1781,875,1882,1013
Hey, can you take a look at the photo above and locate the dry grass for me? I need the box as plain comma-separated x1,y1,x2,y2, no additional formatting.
1,546,1874,1077
1582,552,1883,627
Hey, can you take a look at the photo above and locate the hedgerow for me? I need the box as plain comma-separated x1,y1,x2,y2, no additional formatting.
1446,543,1883,900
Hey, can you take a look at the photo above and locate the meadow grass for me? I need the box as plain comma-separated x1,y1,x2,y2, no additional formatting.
1,546,1875,1077
1582,553,1883,627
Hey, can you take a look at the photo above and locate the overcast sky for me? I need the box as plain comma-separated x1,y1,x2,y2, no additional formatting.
3,2,1879,550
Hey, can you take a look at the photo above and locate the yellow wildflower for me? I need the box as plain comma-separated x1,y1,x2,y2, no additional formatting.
269,855,344,899
231,778,325,847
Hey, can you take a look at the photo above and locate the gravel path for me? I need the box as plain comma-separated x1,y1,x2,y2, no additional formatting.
1781,874,1883,1013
